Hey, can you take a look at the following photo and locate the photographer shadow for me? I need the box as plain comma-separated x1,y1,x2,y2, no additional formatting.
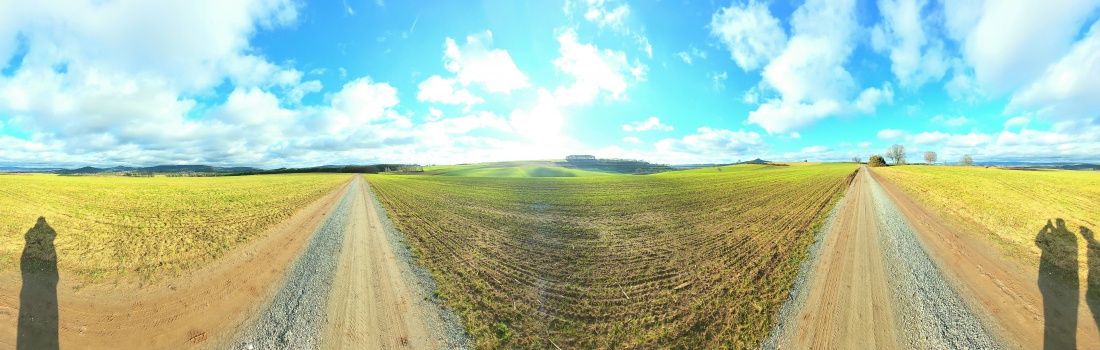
17,217,59,350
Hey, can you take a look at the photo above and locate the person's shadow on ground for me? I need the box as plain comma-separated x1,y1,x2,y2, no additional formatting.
1036,218,1079,349
17,217,60,350
1082,226,1100,340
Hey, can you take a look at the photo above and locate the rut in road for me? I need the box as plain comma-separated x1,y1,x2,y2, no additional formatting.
235,176,466,349
767,167,999,349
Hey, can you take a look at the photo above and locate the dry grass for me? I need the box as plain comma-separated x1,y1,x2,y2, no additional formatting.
368,164,858,348
874,166,1100,274
0,173,352,281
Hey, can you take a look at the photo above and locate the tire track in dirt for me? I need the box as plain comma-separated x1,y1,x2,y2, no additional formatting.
234,175,467,349
767,167,999,349
0,178,353,349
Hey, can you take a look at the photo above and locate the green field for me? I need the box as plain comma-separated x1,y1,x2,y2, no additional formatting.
368,163,858,348
874,166,1100,275
0,173,352,280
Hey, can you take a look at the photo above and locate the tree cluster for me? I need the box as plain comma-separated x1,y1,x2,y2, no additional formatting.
868,155,888,167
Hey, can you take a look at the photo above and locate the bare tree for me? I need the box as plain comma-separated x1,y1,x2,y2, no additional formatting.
924,151,937,165
852,156,861,163
885,144,907,165
960,154,974,166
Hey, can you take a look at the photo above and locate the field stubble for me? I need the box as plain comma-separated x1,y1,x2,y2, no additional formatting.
367,164,858,348
0,173,353,281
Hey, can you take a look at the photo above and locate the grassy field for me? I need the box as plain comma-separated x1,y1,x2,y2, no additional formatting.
0,173,352,280
874,166,1100,275
367,163,858,348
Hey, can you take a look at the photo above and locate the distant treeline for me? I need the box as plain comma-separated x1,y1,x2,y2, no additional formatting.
564,155,675,174
229,164,424,176
53,164,425,176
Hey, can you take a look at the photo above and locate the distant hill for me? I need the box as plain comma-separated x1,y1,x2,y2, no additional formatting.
563,155,675,174
54,164,262,175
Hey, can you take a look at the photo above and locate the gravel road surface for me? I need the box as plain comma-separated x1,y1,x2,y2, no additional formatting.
767,167,1001,349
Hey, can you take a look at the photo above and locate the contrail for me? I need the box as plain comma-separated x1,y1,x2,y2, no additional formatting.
409,15,419,33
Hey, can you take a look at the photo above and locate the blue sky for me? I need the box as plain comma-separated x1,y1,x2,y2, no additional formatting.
0,0,1098,167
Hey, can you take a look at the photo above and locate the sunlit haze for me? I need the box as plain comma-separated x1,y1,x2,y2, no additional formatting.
1,0,1098,168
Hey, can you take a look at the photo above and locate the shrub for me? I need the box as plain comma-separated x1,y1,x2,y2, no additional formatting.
869,155,888,167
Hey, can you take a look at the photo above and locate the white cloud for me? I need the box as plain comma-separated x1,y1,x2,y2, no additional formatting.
330,77,400,125
570,0,652,58
508,90,568,144
748,100,844,135
877,128,908,140
870,0,949,88
678,52,694,65
709,71,729,90
585,2,630,31
949,0,1100,96
913,131,949,145
905,128,1100,163
0,0,300,93
622,117,673,132
551,29,646,105
931,115,970,127
853,83,895,113
441,30,529,94
710,1,787,71
677,46,708,65
654,127,767,159
1008,21,1100,123
732,0,894,134
426,107,444,121
622,136,642,143
416,75,483,107
858,141,872,148
783,145,832,160
414,30,530,110
1004,116,1029,129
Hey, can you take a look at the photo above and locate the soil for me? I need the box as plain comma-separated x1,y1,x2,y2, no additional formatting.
788,167,903,348
772,166,1100,349
770,167,999,348
871,169,1100,349
319,177,449,349
0,178,353,348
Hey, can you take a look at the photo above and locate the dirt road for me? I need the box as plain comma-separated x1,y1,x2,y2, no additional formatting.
320,176,453,349
1,174,465,348
769,167,998,348
0,178,353,348
872,170,1100,349
234,175,466,349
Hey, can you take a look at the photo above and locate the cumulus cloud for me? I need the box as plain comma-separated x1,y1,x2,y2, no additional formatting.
908,127,1100,163
0,0,301,93
877,128,908,140
654,127,767,158
622,117,673,132
569,0,652,58
931,115,970,127
783,145,832,160
622,136,642,143
948,0,1100,96
584,1,630,31
870,0,949,88
551,28,646,105
1008,21,1100,123
416,30,528,109
1003,116,1029,129
722,0,895,134
710,1,787,71
441,30,529,93
416,75,483,107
